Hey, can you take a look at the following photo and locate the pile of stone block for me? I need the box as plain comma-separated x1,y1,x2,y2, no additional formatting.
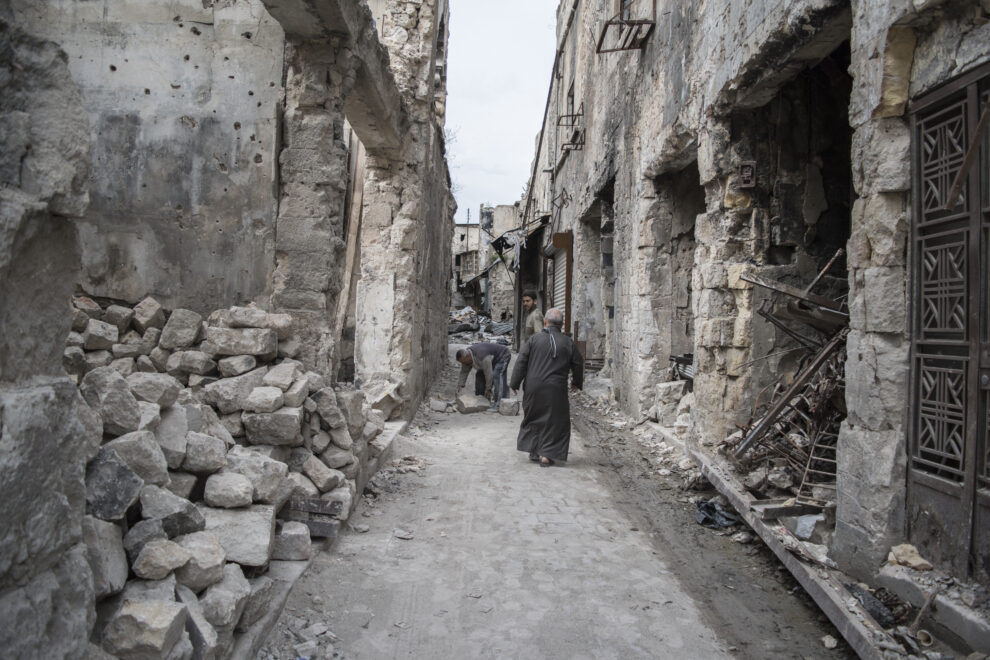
67,296,387,659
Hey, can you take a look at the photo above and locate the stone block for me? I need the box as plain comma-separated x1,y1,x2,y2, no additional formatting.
204,327,277,357
105,305,134,334
156,406,194,469
455,392,489,413
236,576,274,632
286,472,320,498
63,346,86,376
322,483,354,521
149,347,170,372
85,349,115,372
429,398,448,412
309,387,346,429
133,538,192,580
123,519,167,564
166,351,217,378
320,446,353,470
200,563,250,632
203,367,267,414
220,412,244,438
164,472,198,500
174,531,226,593
105,431,170,487
81,366,142,435
227,306,268,328
102,599,187,659
140,485,206,537
302,455,342,492
159,309,204,350
174,584,218,660
222,446,289,503
127,373,182,408
329,425,353,450
863,267,906,333
84,318,119,351
82,515,128,598
110,357,135,377
133,297,166,333
135,356,157,373
204,472,254,509
182,432,227,474
217,355,256,378
282,378,309,408
72,306,92,331
276,335,302,359
272,521,312,561
197,505,275,567
335,389,366,440
498,398,520,416
86,446,144,521
262,361,298,391
242,407,303,446
244,386,284,413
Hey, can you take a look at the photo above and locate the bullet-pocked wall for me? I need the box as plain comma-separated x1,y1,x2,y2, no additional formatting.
10,0,285,314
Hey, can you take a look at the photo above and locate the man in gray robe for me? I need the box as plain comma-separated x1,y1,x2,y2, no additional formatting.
509,308,583,467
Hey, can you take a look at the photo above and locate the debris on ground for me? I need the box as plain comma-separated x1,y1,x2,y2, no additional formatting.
448,306,512,345
887,543,934,571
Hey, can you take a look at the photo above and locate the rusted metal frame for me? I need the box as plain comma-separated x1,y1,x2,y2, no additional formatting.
735,329,849,459
756,302,822,350
556,102,584,127
741,272,846,312
595,1,656,54
803,247,845,296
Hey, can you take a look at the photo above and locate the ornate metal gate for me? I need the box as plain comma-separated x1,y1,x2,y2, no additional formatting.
908,63,990,583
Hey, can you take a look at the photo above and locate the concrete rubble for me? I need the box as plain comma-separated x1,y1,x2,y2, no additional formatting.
60,296,390,658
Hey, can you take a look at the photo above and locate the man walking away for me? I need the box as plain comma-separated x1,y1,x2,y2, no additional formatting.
456,342,511,408
509,308,583,467
521,291,543,344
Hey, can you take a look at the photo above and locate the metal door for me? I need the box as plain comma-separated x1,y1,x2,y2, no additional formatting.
908,63,990,583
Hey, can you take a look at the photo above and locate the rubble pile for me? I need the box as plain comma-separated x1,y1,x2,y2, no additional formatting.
65,295,388,659
447,306,511,345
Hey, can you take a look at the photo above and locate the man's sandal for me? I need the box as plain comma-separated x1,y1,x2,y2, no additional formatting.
539,457,554,468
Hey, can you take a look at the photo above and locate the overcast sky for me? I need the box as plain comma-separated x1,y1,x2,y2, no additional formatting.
445,0,558,224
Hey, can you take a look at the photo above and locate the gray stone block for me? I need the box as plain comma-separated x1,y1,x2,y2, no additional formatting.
110,357,135,377
164,472,198,501
329,425,353,450
262,361,298,391
272,521,312,561
140,485,206,537
286,472,320,498
203,472,254,509
149,346,170,372
244,386,284,413
335,389,366,440
200,563,250,632
156,406,190,470
132,297,166,333
72,305,92,331
227,306,267,328
104,431,170,487
498,397,520,416
319,446,353,470
204,327,277,357
302,455,343,492
83,318,118,351
86,446,144,521
309,387,346,429
174,531,226,593
166,351,217,378
235,576,273,632
310,430,331,454
81,366,142,435
242,407,303,446
102,599,187,659
203,367,267,414
160,309,204,351
63,346,86,376
198,505,275,567
282,378,309,408
137,401,161,432
455,392,489,414
85,349,114,373
182,432,226,474
123,519,167,564
222,446,289,503
82,515,128,598
217,354,256,378
127,372,183,408
135,355,157,373
105,305,134,334
132,538,192,580
175,584,219,660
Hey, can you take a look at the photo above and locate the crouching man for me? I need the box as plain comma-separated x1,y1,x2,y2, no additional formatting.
456,342,511,409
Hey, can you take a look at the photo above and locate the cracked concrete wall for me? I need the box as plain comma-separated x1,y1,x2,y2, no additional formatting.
11,0,285,314
0,15,102,657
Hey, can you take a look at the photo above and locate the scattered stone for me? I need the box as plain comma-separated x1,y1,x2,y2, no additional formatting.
82,515,128,598
127,373,182,408
140,485,206,537
217,355,257,378
118,574,177,603
350,523,370,533
175,584,219,660
227,306,268,328
322,483,353,521
455,392,489,414
245,386,284,413
204,327,276,357
72,303,95,329
102,599,187,659
135,356,157,373
174,531,227,592
242,407,303,446
166,351,216,378
203,472,254,508
123,519,167,563
164,471,198,500
156,406,191,470
821,634,838,649
310,388,346,429
200,563,251,631
203,367,267,414
223,446,290,503
105,304,134,333
84,318,119,351
133,297,167,332
429,398,448,412
888,543,934,571
81,366,142,435
104,431,170,486
182,432,227,474
85,349,115,372
236,576,274,632
272,521,312,561
199,405,235,447
767,466,793,490
159,309,203,350
63,345,87,376
86,446,144,521
133,538,192,580
393,528,414,540
498,398,520,416
276,335,301,358
310,430,332,454
197,504,275,566
220,412,244,438
335,389,366,440
282,378,309,408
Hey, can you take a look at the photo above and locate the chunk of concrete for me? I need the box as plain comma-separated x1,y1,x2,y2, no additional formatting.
244,386,284,413
159,309,203,351
227,306,267,328
155,407,191,470
174,531,227,593
204,327,277,357
322,484,353,521
310,430,331,454
127,372,182,408
82,515,128,598
197,505,276,567
166,351,217,378
242,407,303,446
335,389,366,440
174,584,219,660
203,367,268,414
81,366,142,435
329,425,353,450
102,599,187,659
133,296,167,333
319,446,353,470
203,472,254,509
429,398,448,412
181,432,227,474
86,446,144,521
140,485,206,537
200,563,251,632
132,538,192,580
84,318,119,351
282,378,309,408
105,304,134,334
285,472,320,498
272,521,312,561
110,357,135,377
105,431,170,487
309,388,346,429
455,393,490,414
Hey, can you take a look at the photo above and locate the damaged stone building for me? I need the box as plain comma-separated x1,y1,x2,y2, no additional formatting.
1,0,453,655
502,0,989,640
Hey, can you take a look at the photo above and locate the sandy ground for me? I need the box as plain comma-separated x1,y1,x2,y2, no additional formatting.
260,350,853,660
